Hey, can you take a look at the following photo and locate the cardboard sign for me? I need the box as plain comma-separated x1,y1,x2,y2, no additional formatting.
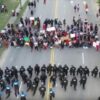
47,27,56,32
40,30,45,34
70,34,75,38
93,42,96,47
30,17,34,21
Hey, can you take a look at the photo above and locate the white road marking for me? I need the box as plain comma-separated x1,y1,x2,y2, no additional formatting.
17,81,23,99
82,52,84,65
19,81,23,92
70,0,74,5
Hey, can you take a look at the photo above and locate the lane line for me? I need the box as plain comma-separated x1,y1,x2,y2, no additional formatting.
82,52,85,65
50,48,53,64
46,48,53,100
46,0,57,98
54,0,59,18
17,81,22,99
19,81,23,91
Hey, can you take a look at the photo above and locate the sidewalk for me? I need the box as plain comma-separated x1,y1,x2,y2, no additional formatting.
5,0,28,27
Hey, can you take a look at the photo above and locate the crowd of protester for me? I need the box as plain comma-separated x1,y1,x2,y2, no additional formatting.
0,0,100,51
0,16,99,51
0,64,100,100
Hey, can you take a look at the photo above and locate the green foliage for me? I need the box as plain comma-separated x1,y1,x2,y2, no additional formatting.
97,0,100,6
0,0,19,30
0,0,3,4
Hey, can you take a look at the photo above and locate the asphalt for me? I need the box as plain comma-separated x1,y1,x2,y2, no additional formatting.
0,0,100,100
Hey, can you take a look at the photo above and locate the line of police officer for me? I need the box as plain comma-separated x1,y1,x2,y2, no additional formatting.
0,64,100,100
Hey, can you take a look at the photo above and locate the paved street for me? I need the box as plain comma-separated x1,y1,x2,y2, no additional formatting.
0,0,100,100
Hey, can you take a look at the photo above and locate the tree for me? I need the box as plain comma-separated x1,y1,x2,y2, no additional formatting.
0,0,3,4
97,0,100,7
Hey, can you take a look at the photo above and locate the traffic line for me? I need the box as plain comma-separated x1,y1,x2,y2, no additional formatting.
50,48,53,65
17,81,23,99
46,0,57,98
46,48,55,100
82,52,85,65
54,0,59,18
19,81,23,91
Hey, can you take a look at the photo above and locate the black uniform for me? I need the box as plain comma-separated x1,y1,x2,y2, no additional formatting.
61,76,68,91
26,79,32,91
84,66,89,76
77,66,83,77
70,66,76,76
19,66,25,76
63,64,69,76
34,64,40,75
50,74,57,87
40,73,47,85
91,67,98,77
80,75,87,89
70,77,77,90
39,85,46,97
27,66,33,78
41,64,47,73
47,64,52,76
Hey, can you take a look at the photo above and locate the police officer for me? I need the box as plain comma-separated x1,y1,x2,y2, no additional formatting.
34,76,39,87
34,64,40,75
5,85,11,98
47,64,52,76
26,79,32,91
27,65,33,78
41,64,47,73
21,72,28,83
77,66,83,77
61,76,68,91
0,68,3,79
20,91,26,100
50,74,57,87
49,88,55,100
58,65,63,74
70,65,76,76
84,66,90,76
40,72,47,85
5,67,10,75
11,66,18,79
91,66,98,77
70,77,77,90
13,79,19,96
5,74,10,84
39,84,46,97
63,64,69,76
19,66,25,76
0,79,6,91
59,71,64,83
32,81,37,95
80,75,87,89
52,64,58,75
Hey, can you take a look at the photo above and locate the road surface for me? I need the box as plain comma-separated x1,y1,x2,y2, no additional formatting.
0,0,100,100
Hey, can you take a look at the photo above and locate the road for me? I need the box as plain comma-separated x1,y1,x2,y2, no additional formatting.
0,0,100,100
